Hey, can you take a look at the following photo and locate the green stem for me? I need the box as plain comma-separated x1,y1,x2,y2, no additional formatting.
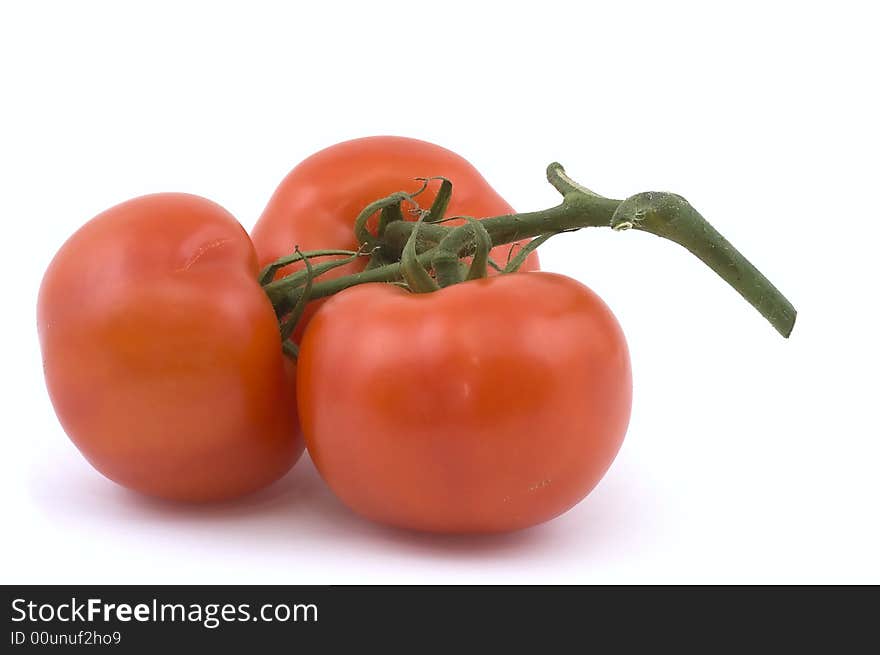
382,197,619,259
265,250,364,317
433,254,464,287
279,247,315,342
424,177,453,222
353,192,412,249
463,218,492,280
610,191,796,337
258,248,360,286
503,233,557,273
264,163,797,338
400,218,440,293
377,203,404,237
546,161,605,198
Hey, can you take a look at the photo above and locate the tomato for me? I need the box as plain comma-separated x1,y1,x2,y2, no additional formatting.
296,272,631,533
37,194,302,501
250,136,539,340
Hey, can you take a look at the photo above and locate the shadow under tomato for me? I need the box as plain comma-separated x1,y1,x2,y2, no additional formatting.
117,457,556,557
27,447,646,564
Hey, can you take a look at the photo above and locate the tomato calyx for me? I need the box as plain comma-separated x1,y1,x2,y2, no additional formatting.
261,162,798,356
400,213,441,293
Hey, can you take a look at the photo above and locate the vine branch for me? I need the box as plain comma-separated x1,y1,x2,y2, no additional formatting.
262,163,797,338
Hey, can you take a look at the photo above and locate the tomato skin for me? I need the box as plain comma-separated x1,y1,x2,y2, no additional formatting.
297,273,631,533
38,194,302,501
251,136,539,339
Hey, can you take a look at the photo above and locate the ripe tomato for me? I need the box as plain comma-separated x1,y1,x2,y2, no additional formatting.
38,194,302,501
250,136,539,339
296,273,631,533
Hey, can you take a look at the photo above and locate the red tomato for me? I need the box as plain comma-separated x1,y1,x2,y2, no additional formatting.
297,273,631,533
38,194,302,501
250,136,539,339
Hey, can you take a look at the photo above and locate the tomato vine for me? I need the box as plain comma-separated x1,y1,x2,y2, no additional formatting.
262,162,796,355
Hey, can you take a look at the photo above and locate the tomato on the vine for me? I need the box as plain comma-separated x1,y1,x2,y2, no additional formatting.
38,194,302,501
251,136,539,340
296,272,631,533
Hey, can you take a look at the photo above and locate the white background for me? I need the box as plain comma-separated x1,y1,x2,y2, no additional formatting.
2,1,878,584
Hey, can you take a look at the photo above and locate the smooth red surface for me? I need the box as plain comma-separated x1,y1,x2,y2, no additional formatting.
297,273,632,533
250,136,540,340
38,194,302,501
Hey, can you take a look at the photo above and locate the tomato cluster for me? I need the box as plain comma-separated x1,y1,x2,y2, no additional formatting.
38,137,631,533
